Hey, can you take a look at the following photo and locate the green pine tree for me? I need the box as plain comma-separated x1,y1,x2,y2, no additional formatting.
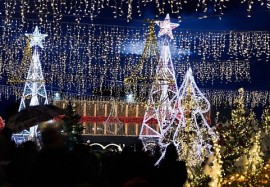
217,88,263,186
216,88,258,176
261,105,270,135
260,105,270,160
62,101,84,150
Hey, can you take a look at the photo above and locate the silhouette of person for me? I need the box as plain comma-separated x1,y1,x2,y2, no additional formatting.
157,143,187,187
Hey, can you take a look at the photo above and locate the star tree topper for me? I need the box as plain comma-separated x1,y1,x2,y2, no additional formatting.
155,14,179,39
25,26,48,48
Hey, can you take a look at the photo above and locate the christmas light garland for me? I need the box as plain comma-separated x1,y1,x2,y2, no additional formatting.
1,17,269,96
0,84,269,107
1,0,270,22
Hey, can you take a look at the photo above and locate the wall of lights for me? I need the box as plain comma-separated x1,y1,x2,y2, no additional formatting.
1,0,270,22
1,17,269,97
0,85,269,107
0,1,269,106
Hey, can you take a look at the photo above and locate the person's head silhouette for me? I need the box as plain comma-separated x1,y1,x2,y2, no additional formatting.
164,143,178,161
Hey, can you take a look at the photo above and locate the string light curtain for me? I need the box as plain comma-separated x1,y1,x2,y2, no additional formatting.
1,0,270,22
0,84,269,107
1,17,269,95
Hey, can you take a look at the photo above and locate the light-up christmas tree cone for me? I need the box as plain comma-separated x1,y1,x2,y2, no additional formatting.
172,68,218,186
124,20,159,101
139,14,180,153
19,26,48,140
174,68,215,166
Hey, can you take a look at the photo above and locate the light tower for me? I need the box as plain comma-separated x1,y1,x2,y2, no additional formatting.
139,14,180,152
19,26,48,139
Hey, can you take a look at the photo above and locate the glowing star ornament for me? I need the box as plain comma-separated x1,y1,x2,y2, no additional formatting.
155,14,179,39
25,26,48,48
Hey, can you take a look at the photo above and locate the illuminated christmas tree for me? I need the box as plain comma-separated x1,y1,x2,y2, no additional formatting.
174,68,215,166
173,68,217,186
216,89,270,186
18,26,48,140
216,88,260,177
203,136,223,187
124,20,159,101
248,131,264,174
139,14,179,152
261,105,270,135
261,105,270,154
62,101,84,150
221,131,264,187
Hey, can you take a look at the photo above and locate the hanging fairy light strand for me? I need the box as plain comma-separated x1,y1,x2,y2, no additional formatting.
1,0,270,22
0,16,269,97
174,59,251,84
1,16,269,61
0,84,268,108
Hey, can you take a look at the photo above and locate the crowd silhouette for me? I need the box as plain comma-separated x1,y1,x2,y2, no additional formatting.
0,126,187,187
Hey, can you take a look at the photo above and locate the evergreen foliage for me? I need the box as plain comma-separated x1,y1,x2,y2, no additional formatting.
62,101,84,149
216,88,261,177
